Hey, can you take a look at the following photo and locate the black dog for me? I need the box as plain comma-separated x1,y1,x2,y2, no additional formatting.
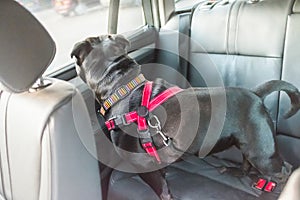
71,34,300,199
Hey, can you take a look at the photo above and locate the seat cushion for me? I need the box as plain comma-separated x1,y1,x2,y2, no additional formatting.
108,155,281,200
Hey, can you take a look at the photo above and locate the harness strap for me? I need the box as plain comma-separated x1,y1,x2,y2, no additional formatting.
105,82,183,163
105,85,183,131
138,82,152,131
148,86,183,111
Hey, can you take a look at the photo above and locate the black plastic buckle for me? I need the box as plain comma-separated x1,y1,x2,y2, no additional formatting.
138,128,151,138
115,114,130,126
107,114,129,130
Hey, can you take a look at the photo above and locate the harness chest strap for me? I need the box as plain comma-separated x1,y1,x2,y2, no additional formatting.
105,81,183,163
105,84,183,131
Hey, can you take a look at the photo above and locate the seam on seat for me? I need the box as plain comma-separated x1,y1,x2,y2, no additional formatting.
43,89,101,199
38,86,77,199
189,51,282,59
170,156,262,197
168,164,259,198
0,149,4,198
225,0,236,55
0,92,13,200
276,0,295,127
0,92,4,197
234,1,244,54
38,123,52,200
1,79,76,200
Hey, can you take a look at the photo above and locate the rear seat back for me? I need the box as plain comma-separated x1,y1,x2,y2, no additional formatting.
158,0,300,166
278,0,300,167
189,0,292,119
107,1,300,198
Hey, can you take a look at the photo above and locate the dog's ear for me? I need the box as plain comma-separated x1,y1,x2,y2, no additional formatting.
71,41,93,66
115,35,130,52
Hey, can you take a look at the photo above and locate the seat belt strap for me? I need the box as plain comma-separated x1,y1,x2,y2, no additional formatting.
0,91,12,200
178,13,191,87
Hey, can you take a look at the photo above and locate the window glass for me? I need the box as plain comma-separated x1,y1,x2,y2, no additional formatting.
15,0,144,74
117,0,144,33
175,0,203,10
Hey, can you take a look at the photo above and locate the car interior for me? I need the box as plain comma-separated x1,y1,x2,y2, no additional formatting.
1,0,300,199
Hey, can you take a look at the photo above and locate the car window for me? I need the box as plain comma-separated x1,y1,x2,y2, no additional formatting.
15,0,144,74
175,0,203,10
117,0,144,33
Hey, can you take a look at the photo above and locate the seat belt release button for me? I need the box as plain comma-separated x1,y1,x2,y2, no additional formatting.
253,178,267,190
264,181,276,192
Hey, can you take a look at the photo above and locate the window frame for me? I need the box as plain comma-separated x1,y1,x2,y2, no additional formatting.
46,0,151,78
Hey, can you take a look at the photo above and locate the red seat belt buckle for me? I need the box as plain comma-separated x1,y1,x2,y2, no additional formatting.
264,181,276,192
253,178,276,192
254,178,267,190
142,142,161,164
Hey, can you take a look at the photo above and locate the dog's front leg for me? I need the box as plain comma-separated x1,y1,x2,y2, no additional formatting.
139,169,172,200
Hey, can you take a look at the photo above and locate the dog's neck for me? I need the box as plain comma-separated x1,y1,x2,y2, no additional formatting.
112,68,141,91
96,56,143,103
107,64,142,95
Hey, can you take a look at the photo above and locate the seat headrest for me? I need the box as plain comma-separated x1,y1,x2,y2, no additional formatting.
0,0,56,93
190,0,291,57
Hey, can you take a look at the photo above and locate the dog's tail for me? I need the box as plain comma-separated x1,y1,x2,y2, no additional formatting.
254,80,300,119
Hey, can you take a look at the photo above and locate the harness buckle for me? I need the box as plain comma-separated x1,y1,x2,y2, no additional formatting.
138,128,151,139
106,114,129,131
115,114,130,126
148,115,169,146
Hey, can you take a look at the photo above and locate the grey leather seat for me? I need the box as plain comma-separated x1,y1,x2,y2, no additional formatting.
107,0,300,199
0,1,101,200
278,167,300,200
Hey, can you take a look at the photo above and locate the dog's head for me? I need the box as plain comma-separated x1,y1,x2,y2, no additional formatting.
71,34,134,101
71,34,130,67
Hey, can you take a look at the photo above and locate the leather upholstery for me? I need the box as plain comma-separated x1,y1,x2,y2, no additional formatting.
109,155,281,200
278,167,300,200
0,79,102,200
278,15,300,138
190,0,292,57
294,0,300,13
108,0,300,199
277,5,300,167
0,1,55,93
188,0,292,123
0,1,102,199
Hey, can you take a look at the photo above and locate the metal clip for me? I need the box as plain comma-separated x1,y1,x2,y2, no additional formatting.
148,115,170,146
148,115,161,130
